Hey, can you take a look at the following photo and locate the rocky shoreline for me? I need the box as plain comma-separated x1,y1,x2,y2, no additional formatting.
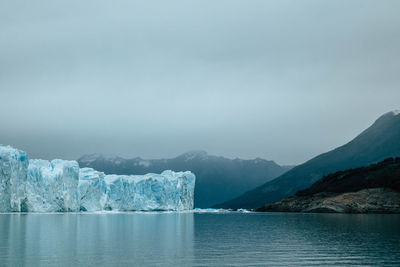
257,188,400,213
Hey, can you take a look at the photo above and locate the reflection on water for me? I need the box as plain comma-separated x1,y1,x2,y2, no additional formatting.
0,213,194,266
0,212,399,266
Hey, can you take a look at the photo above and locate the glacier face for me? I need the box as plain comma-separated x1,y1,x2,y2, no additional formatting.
104,170,195,211
0,145,28,212
0,145,195,212
27,159,80,212
78,168,108,211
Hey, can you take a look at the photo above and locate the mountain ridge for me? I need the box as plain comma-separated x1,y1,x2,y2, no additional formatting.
215,111,400,209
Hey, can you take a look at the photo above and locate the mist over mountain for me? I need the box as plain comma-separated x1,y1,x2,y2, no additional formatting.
78,150,292,208
216,111,400,209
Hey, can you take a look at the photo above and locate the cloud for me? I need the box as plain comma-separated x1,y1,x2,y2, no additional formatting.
1,0,400,164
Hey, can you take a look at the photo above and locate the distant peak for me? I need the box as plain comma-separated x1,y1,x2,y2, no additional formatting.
179,150,208,161
182,150,208,156
372,110,400,125
78,153,124,163
381,110,400,117
391,110,400,116
78,153,102,163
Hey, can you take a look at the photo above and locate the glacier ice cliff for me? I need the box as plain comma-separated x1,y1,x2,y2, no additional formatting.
104,170,195,211
79,168,108,212
0,145,28,212
27,159,80,212
0,145,195,212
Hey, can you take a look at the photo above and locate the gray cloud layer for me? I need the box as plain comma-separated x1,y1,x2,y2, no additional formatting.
1,0,399,164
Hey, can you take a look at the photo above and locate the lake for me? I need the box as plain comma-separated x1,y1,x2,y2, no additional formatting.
0,211,399,266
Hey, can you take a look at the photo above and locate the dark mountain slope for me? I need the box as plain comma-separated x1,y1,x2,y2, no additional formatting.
78,150,292,208
295,157,400,196
258,157,400,213
216,111,400,209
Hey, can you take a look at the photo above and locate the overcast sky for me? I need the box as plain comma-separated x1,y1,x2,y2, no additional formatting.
1,0,399,165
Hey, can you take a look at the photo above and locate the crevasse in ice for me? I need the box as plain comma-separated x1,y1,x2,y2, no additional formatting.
0,145,195,212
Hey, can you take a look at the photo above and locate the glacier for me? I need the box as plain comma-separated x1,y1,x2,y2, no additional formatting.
27,159,80,212
0,145,195,212
0,145,28,212
79,168,108,211
104,170,195,211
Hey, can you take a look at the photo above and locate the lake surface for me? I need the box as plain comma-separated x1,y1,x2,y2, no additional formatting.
0,211,399,266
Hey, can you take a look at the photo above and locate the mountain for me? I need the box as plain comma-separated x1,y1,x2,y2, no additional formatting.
215,110,400,209
258,157,400,213
78,150,293,208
